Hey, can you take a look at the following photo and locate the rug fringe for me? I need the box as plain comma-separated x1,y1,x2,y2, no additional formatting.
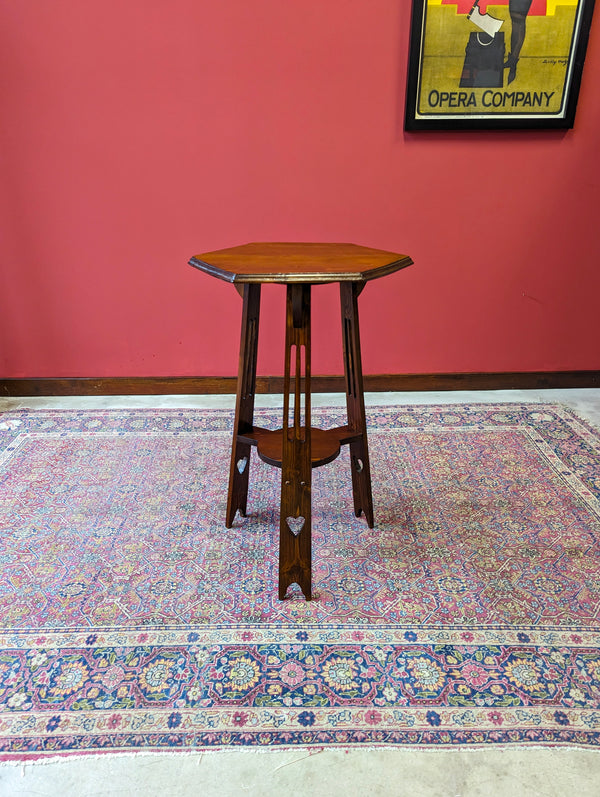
2,741,599,767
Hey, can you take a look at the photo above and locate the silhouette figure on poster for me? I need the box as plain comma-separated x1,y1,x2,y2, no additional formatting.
505,0,534,83
460,1,505,87
460,0,534,88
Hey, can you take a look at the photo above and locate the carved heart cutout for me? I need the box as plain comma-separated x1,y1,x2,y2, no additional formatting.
236,457,248,474
353,457,364,473
286,516,305,536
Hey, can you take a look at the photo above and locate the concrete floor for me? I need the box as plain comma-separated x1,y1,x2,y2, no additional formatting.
1,388,600,796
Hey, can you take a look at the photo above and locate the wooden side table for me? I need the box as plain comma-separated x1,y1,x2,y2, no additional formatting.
189,243,413,601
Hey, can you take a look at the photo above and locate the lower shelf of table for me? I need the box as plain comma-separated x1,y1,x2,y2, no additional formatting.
238,425,361,468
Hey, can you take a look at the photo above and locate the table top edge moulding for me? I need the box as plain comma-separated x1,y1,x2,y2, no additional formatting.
188,241,413,284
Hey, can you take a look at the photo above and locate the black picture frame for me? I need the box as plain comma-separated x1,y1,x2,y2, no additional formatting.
405,0,596,130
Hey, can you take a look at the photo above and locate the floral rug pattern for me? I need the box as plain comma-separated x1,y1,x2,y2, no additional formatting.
1,404,600,757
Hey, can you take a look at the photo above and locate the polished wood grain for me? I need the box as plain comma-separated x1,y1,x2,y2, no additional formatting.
226,283,261,528
341,281,374,528
190,242,413,284
279,284,313,600
239,425,361,468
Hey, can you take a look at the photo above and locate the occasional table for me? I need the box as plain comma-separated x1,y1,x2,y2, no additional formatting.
189,243,413,601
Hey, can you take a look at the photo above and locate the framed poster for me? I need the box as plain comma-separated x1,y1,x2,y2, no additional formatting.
405,0,596,129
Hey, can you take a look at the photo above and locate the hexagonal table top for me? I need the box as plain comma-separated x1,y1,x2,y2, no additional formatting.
189,242,413,284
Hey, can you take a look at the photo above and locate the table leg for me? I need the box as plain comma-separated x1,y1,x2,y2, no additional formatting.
226,283,261,528
279,283,312,600
340,281,374,528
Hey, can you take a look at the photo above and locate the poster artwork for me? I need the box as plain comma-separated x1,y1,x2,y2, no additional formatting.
405,0,595,128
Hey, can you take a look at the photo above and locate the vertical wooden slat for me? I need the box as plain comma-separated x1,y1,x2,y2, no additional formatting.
279,284,312,600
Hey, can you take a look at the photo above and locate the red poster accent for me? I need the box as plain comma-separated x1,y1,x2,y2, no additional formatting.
441,0,547,14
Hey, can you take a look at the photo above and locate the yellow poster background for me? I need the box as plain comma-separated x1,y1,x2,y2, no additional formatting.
417,1,580,117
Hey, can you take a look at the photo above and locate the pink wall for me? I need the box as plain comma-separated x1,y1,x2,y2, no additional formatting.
1,0,599,379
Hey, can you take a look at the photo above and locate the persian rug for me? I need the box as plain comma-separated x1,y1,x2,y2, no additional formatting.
1,403,600,759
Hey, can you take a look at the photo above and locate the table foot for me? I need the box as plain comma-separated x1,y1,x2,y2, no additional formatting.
226,442,251,527
279,573,312,601
279,475,312,600
349,439,375,528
